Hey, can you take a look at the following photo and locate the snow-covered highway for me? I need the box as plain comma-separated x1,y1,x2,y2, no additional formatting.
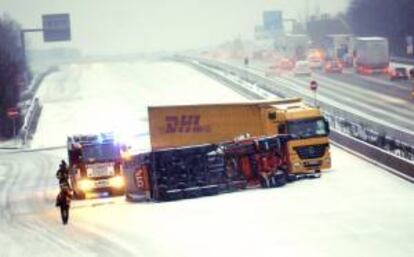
1,61,413,257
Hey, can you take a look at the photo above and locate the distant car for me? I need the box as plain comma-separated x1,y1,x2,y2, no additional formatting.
324,60,343,73
389,67,409,81
293,61,311,76
278,58,294,70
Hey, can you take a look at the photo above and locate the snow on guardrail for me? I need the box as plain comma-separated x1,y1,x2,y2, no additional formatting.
18,66,59,146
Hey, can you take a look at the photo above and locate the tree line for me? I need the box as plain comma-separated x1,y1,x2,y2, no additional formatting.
0,15,27,138
347,0,414,56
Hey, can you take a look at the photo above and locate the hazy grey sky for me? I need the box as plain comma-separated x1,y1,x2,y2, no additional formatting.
1,0,350,55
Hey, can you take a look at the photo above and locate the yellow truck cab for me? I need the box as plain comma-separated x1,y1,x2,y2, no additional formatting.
264,99,331,175
148,98,331,176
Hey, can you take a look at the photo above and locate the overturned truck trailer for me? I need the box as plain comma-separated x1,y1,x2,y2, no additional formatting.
124,135,291,202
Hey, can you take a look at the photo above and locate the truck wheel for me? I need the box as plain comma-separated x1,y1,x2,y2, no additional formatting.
287,173,297,182
259,176,270,188
275,172,287,187
312,170,322,179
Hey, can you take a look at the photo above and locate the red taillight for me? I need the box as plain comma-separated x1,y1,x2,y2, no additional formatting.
360,66,372,75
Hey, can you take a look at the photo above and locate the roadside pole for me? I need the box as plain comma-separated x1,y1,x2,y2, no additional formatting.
310,80,318,107
244,57,249,82
7,107,19,144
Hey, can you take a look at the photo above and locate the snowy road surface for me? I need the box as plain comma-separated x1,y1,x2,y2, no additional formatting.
1,61,413,257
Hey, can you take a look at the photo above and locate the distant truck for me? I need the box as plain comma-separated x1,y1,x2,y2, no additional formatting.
275,34,309,61
354,37,389,74
323,34,354,61
67,133,126,199
148,98,331,176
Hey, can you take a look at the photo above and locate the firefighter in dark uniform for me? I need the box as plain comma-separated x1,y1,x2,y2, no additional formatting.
55,160,72,224
56,160,70,188
56,184,72,225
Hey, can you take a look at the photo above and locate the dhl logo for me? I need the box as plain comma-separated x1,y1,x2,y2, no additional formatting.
165,115,211,134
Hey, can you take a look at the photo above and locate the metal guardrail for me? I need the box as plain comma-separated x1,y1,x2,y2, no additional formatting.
20,97,42,145
0,145,66,155
20,66,59,102
176,56,414,180
17,66,59,146
185,57,414,145
330,130,414,182
391,56,414,65
190,62,265,100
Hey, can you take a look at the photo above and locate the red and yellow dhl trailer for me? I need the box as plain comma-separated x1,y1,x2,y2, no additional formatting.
148,98,331,176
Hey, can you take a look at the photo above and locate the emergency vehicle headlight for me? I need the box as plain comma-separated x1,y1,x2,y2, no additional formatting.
79,179,94,192
109,176,125,188
121,150,132,161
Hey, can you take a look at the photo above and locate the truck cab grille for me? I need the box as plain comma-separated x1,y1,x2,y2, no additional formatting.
294,144,328,159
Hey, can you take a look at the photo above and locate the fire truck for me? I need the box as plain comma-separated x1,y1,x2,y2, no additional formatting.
67,133,126,199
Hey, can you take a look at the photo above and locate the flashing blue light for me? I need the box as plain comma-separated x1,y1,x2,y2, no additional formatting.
99,191,110,198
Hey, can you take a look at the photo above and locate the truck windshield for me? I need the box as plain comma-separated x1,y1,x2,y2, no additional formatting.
287,118,328,139
82,143,120,161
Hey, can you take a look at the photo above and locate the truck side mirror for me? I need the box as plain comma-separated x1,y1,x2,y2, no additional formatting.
324,119,330,135
278,124,286,134
268,112,277,120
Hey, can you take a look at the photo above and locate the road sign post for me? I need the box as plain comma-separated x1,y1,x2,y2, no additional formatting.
244,57,250,82
310,80,318,106
7,107,19,140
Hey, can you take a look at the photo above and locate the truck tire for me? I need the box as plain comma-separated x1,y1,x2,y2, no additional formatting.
311,170,322,179
259,175,270,188
274,171,287,187
287,173,297,182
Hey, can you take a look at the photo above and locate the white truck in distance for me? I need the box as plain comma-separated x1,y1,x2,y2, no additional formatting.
354,37,389,74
